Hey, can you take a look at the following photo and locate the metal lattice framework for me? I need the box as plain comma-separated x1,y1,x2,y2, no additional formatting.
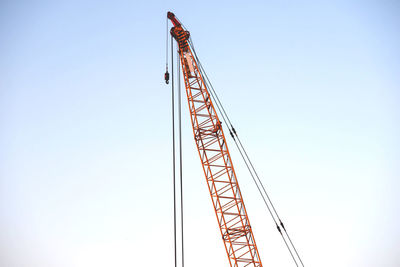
168,12,263,267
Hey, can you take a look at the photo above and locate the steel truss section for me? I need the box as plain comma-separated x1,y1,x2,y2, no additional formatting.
178,45,263,267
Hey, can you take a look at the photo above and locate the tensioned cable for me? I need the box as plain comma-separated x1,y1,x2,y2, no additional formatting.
235,135,305,267
188,38,305,267
195,54,303,267
177,48,185,267
181,19,304,267
166,17,168,70
170,34,177,267
226,125,299,266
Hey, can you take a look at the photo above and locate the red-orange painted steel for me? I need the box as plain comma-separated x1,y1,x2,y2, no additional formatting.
168,12,263,267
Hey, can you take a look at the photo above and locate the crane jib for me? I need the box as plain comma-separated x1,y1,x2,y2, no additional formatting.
168,11,263,267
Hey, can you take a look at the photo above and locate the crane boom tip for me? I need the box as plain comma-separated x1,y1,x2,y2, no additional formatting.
167,11,181,27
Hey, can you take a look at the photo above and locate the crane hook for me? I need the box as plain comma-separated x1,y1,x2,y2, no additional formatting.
165,70,170,84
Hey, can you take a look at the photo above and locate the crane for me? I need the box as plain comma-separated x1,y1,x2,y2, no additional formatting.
167,12,263,267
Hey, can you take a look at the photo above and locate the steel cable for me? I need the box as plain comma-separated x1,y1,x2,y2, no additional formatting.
188,38,305,267
170,34,177,267
177,48,185,267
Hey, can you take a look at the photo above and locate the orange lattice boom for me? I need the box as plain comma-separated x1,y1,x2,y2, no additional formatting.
168,12,263,267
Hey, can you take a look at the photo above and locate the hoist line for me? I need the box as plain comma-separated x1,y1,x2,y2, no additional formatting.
170,34,177,267
166,17,169,70
170,32,186,267
177,48,185,267
188,38,305,267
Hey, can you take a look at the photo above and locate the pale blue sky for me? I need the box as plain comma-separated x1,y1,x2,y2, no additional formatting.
1,1,399,267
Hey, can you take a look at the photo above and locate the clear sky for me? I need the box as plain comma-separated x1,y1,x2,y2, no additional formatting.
1,0,399,267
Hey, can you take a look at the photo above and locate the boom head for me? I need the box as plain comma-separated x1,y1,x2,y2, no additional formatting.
167,11,181,27
167,11,190,52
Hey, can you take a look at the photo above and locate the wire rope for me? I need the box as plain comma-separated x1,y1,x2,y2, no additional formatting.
177,47,185,267
170,34,177,267
188,38,305,267
166,17,169,71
